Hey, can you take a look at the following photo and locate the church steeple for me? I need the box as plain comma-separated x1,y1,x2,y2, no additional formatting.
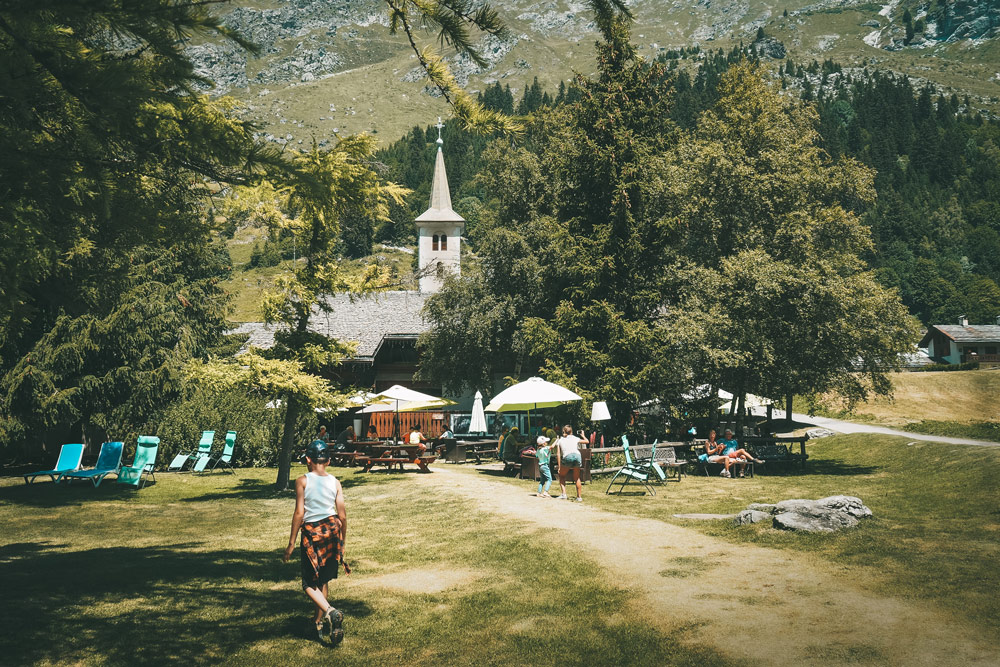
415,118,464,293
416,118,465,224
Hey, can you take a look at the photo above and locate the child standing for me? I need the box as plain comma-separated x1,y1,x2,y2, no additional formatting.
535,435,553,498
283,441,350,645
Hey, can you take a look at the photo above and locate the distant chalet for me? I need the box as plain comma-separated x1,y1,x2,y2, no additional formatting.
920,316,1000,366
232,123,463,392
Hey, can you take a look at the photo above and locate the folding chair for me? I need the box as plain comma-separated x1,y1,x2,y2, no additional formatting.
606,435,657,496
117,436,159,489
167,431,214,471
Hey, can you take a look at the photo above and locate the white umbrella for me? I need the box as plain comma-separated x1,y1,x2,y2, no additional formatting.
469,390,487,434
485,377,582,436
485,377,582,412
359,385,456,440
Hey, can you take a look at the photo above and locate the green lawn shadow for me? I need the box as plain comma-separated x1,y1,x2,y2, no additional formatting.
0,541,372,664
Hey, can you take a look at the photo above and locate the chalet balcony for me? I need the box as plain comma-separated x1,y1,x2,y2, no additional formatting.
961,354,1000,363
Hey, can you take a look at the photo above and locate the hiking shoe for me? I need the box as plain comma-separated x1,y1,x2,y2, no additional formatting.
324,607,343,644
557,494,568,499
575,497,583,502
720,470,730,478
755,458,765,464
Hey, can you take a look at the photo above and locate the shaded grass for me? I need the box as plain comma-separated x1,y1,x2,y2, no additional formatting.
0,467,724,666
457,434,1000,638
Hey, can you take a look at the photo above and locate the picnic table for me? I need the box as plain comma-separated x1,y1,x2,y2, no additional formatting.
359,444,436,473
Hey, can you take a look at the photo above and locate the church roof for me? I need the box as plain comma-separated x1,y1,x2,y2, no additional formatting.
415,147,465,223
230,291,430,360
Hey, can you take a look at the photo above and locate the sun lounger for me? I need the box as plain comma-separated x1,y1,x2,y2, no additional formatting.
58,441,124,487
167,431,214,471
116,436,159,488
23,443,85,484
194,430,236,473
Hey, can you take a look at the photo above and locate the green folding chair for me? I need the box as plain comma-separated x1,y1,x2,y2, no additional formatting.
58,441,124,487
23,443,85,484
210,431,237,473
167,431,214,471
117,436,159,489
606,435,657,496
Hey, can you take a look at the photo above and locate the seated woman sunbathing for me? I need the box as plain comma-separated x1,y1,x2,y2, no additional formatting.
698,430,732,477
720,429,764,478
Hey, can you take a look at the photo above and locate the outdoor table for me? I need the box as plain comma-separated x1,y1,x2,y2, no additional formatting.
362,444,434,473
444,439,468,463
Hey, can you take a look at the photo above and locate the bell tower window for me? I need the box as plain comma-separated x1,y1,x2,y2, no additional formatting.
440,234,447,251
432,234,439,251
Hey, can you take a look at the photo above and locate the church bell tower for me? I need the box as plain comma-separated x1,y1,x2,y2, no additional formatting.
415,118,464,293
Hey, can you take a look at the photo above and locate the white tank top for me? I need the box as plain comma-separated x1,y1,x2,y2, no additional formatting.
303,472,339,523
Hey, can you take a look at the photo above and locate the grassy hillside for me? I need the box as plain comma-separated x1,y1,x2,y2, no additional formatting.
814,371,1000,432
200,0,1000,146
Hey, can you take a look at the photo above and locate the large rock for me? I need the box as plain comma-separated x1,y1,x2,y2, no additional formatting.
734,509,771,525
771,495,872,533
747,502,778,514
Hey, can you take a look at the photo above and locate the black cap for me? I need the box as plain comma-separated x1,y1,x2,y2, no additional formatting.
306,440,330,462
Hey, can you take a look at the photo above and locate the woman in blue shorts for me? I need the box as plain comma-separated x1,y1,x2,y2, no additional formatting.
555,425,584,502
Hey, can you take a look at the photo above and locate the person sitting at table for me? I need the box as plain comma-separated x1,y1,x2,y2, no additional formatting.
500,426,519,462
316,426,330,443
408,426,427,455
720,428,764,478
334,425,354,451
697,429,732,477
366,424,379,441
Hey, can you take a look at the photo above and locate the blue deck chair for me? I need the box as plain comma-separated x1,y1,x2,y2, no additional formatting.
58,441,124,487
606,435,657,496
167,431,214,471
117,436,159,489
23,443,85,484
202,430,236,473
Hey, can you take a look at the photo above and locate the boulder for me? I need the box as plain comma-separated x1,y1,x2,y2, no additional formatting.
771,495,871,533
747,502,778,514
734,509,771,526
773,509,859,533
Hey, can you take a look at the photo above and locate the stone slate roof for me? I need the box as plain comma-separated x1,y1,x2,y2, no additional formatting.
921,324,1000,345
229,290,429,360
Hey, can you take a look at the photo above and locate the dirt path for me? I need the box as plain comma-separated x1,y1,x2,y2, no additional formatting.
782,411,1000,447
416,467,997,666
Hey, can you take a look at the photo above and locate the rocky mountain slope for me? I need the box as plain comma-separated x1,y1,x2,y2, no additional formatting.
189,0,1000,145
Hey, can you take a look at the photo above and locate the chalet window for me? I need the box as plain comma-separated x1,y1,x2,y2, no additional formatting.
440,234,447,251
432,234,439,251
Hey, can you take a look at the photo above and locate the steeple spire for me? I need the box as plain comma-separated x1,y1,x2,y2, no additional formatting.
415,117,464,223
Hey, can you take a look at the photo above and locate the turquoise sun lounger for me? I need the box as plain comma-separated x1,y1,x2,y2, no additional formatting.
23,443,85,484
194,430,236,473
58,441,124,487
117,436,159,489
167,431,214,471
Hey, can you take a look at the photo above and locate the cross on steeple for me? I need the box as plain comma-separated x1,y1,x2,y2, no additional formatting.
435,116,444,145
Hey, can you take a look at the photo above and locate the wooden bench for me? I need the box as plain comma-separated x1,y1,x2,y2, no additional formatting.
748,441,808,473
468,445,499,464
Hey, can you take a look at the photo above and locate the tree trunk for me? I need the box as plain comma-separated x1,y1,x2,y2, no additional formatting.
275,393,300,490
735,391,746,440
785,393,793,425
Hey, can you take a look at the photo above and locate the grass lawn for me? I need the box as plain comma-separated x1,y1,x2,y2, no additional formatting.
455,434,1000,638
0,466,722,666
806,371,1000,438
